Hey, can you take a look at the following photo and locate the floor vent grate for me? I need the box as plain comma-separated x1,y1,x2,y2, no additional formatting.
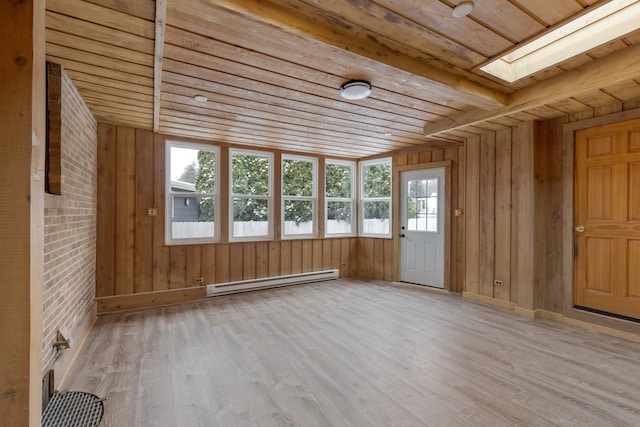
41,390,104,427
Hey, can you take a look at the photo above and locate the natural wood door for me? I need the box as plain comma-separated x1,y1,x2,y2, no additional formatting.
575,118,640,319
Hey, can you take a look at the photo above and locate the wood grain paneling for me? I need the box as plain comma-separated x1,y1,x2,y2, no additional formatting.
494,128,512,302
96,123,117,297
465,136,481,295
46,0,640,154
462,121,546,310
479,132,496,297
97,124,358,299
114,126,136,295
134,129,155,293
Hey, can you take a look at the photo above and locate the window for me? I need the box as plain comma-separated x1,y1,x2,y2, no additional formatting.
230,149,273,240
166,141,219,244
282,155,317,238
359,158,392,237
406,177,438,232
325,160,355,236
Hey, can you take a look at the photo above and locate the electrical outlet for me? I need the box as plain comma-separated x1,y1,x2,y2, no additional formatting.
494,279,504,287
195,277,204,283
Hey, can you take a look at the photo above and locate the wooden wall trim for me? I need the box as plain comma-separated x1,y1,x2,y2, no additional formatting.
462,294,640,343
563,309,640,343
462,291,516,310
444,164,452,291
395,160,451,172
563,107,640,134
96,287,206,314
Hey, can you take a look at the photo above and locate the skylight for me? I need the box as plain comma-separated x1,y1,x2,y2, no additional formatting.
480,0,640,83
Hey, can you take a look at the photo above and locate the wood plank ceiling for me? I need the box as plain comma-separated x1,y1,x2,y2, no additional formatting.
45,0,640,158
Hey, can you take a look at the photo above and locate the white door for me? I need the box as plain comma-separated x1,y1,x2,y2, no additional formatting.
400,168,445,288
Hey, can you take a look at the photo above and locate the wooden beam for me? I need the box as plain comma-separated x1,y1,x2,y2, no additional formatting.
153,0,167,133
96,287,206,313
198,0,506,109
1,0,46,424
424,43,640,136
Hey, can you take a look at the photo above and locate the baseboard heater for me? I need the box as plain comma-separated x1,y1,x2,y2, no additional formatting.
206,269,339,297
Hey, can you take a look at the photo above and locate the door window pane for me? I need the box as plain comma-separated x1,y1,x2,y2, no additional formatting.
406,178,438,232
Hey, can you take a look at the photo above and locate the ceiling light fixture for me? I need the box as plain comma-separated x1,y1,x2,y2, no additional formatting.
193,95,208,102
480,0,640,83
452,2,474,18
339,80,372,100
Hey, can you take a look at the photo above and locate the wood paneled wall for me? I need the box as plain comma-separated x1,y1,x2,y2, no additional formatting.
464,123,543,311
356,145,466,291
96,124,357,301
97,101,640,320
463,100,640,317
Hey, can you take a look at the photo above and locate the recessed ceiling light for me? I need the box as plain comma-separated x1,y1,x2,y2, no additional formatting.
452,2,474,18
480,0,640,83
193,95,208,102
339,80,372,100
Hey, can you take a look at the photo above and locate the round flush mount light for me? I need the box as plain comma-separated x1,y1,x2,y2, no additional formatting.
193,95,208,102
452,1,474,18
339,80,372,100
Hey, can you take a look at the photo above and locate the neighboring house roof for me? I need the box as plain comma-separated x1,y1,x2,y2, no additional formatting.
171,180,196,193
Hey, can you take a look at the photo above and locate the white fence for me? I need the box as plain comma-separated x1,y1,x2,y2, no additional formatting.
172,219,390,238
172,221,215,239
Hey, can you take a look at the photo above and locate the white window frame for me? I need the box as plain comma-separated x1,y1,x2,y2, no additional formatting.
324,159,356,237
282,154,317,239
359,157,392,238
229,148,274,242
165,141,220,245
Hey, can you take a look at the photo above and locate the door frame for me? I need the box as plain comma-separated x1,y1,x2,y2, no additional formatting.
394,160,451,291
562,108,640,332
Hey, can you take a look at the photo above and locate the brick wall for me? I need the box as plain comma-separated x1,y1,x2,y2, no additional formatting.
42,63,97,386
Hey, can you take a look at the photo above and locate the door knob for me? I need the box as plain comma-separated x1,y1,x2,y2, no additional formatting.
399,234,405,238
575,225,585,233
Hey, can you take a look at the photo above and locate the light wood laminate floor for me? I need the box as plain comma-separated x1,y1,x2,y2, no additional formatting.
63,279,640,426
